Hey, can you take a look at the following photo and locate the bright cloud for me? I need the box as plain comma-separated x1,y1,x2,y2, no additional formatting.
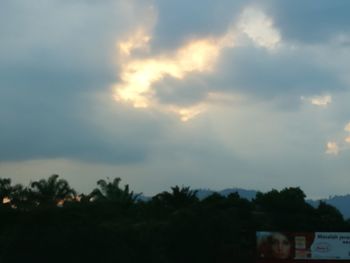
324,122,350,155
113,23,237,120
238,7,281,49
325,141,340,155
113,34,227,112
310,95,332,107
118,28,151,56
301,95,332,107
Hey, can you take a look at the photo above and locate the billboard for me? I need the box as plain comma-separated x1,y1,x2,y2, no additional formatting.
257,232,350,261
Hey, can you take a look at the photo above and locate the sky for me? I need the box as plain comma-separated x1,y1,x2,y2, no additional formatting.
1,0,350,199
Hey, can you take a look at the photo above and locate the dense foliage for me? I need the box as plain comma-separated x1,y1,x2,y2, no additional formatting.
0,176,348,263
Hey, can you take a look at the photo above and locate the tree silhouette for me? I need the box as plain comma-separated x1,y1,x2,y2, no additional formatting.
316,201,345,230
254,187,309,213
30,174,76,207
90,177,139,206
1,175,350,263
152,185,198,210
254,187,318,230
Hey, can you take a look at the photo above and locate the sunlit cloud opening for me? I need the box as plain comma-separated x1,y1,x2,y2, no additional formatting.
112,7,279,121
113,37,223,110
238,7,281,50
345,136,350,143
113,29,236,119
301,95,332,107
325,141,339,155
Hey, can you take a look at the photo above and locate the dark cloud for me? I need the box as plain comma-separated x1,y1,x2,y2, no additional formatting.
1,1,350,199
152,0,350,49
0,78,161,163
152,0,248,50
140,0,349,109
262,0,350,43
210,46,346,101
0,0,161,164
149,44,346,110
154,75,210,106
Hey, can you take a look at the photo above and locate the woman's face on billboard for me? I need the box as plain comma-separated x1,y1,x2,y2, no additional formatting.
271,233,291,259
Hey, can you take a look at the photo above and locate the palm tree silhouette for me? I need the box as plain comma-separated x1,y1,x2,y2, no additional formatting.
30,174,76,207
90,177,140,206
153,185,198,209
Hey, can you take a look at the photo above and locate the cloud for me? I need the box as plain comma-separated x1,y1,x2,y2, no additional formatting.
1,0,350,203
118,28,152,56
322,121,350,156
325,142,340,155
112,5,285,121
151,0,247,50
301,95,332,107
209,45,345,103
0,0,161,163
113,17,238,121
110,2,348,127
309,95,332,107
238,6,281,49
263,0,350,44
114,32,231,109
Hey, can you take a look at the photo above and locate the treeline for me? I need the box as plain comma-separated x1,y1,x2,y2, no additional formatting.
0,175,348,263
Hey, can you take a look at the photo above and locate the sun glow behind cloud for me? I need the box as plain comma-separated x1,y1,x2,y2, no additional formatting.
114,36,226,108
113,30,235,120
112,6,280,122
